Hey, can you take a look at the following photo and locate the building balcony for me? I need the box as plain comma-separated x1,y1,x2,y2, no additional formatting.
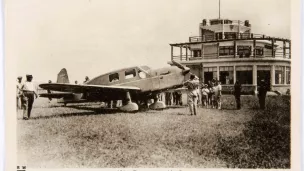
172,52,291,62
188,33,284,43
171,33,291,62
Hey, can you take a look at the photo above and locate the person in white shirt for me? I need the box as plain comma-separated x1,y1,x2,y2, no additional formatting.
16,76,23,110
214,80,222,109
21,75,38,120
201,84,210,108
184,74,199,115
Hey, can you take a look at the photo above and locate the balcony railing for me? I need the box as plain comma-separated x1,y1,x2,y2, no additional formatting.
172,51,291,62
200,20,249,27
189,33,279,43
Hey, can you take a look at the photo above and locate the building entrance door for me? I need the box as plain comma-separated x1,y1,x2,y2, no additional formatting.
204,72,213,84
257,70,271,91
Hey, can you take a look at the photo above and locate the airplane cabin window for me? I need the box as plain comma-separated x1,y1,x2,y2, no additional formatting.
138,71,146,79
160,71,171,75
125,69,136,79
109,73,119,82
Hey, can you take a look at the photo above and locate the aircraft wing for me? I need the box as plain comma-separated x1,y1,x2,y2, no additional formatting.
39,83,141,94
39,92,74,99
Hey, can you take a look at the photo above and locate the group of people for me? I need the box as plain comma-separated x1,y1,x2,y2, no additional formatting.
184,74,269,115
165,91,183,106
16,75,38,120
201,80,222,109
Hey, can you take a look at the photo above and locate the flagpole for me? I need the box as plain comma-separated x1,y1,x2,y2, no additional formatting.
219,0,221,19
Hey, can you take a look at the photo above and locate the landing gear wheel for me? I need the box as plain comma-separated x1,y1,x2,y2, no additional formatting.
149,101,166,110
119,91,139,112
63,103,67,107
149,94,166,110
119,102,139,112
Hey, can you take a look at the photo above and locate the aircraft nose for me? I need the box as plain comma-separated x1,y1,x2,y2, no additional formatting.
182,67,190,75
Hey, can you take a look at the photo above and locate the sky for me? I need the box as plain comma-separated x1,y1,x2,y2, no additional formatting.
6,0,290,83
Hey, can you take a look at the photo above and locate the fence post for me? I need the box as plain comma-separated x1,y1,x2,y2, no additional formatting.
180,46,183,61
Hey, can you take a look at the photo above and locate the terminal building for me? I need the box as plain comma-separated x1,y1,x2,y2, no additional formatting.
168,18,291,95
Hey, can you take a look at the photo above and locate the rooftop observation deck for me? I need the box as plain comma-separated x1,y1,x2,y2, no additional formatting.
201,19,251,27
170,33,291,62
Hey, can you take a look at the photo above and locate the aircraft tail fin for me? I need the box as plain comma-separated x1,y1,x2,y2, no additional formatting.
57,68,70,83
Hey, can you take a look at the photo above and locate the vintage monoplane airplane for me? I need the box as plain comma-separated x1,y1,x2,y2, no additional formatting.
39,61,193,112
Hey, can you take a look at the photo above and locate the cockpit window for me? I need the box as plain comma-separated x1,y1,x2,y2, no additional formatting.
138,70,147,79
125,69,136,79
109,73,119,82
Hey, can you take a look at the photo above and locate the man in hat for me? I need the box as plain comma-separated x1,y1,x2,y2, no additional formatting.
16,76,23,109
83,76,90,83
184,74,199,115
20,74,38,120
258,79,267,109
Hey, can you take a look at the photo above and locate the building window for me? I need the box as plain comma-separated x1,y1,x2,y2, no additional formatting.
210,20,222,25
193,50,201,57
236,66,253,84
286,67,290,84
237,46,251,58
109,73,119,82
219,46,235,56
224,20,232,24
255,46,263,56
275,66,285,84
264,44,273,49
219,66,234,85
215,33,223,40
203,67,217,84
125,69,136,79
224,32,236,39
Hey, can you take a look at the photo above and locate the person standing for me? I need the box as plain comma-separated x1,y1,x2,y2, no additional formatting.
176,90,182,105
21,75,38,120
214,80,222,109
258,80,267,109
201,84,209,108
16,76,23,110
173,91,177,105
165,92,172,106
234,80,242,109
209,82,216,108
184,74,199,115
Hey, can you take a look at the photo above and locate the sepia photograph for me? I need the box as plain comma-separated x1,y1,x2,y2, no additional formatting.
4,0,302,170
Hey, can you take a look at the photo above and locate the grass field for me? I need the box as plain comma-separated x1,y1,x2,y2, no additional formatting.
17,95,290,168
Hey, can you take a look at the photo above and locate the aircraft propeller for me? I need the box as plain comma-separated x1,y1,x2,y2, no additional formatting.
171,60,190,75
